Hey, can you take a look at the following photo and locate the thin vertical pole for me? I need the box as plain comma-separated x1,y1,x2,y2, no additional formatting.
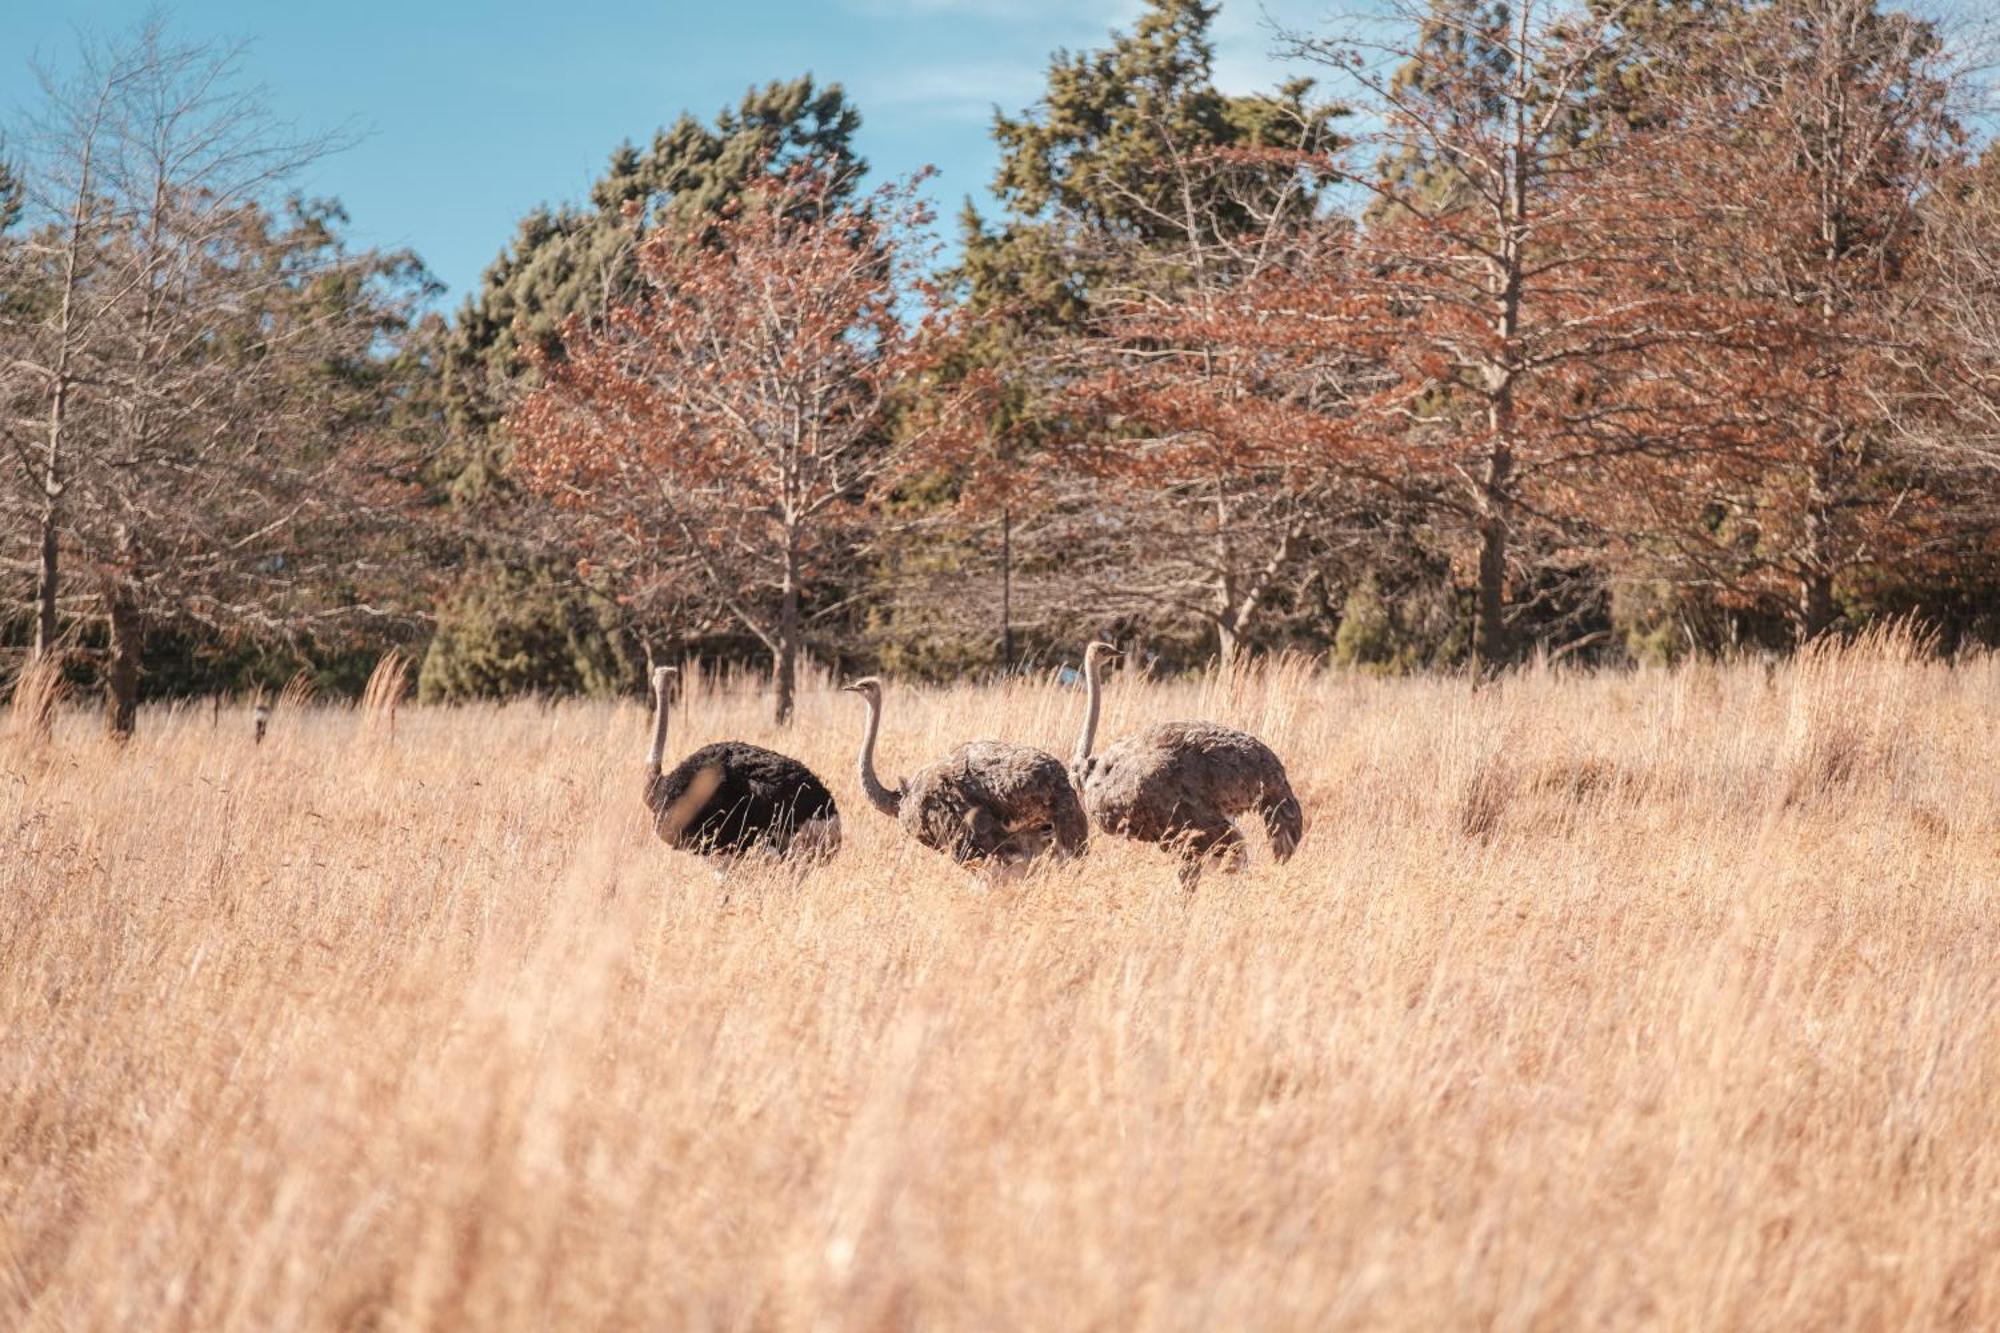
999,507,1015,673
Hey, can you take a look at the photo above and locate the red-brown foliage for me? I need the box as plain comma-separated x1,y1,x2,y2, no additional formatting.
509,160,969,720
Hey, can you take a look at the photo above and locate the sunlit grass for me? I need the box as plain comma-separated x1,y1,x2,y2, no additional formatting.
3,635,1996,1329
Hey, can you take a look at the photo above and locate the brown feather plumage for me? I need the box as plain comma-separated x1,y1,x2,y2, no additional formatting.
1079,721,1302,882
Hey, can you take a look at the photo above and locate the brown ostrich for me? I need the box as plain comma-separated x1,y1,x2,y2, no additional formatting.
841,676,1086,875
1072,642,1302,884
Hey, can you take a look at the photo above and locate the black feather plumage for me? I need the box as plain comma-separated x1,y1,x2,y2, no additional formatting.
645,741,839,857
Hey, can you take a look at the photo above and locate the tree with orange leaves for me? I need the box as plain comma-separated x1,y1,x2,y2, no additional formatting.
508,161,963,723
1608,0,1983,641
1249,0,1754,669
883,0,1354,671
1053,169,1362,667
1088,0,1737,672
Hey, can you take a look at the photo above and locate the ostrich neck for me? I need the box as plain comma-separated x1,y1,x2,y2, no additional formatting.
647,681,670,774
1075,662,1103,769
856,695,903,817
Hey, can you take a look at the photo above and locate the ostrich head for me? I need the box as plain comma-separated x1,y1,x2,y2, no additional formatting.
1083,641,1121,676
840,676,883,700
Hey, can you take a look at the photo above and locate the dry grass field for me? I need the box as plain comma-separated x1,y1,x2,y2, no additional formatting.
3,638,1997,1330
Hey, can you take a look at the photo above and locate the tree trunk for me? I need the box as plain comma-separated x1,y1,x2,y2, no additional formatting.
103,579,142,741
1799,568,1836,643
1215,524,1303,672
34,502,60,660
1799,429,1839,643
1476,59,1527,679
35,361,73,666
36,109,92,664
774,544,800,726
774,632,797,727
1214,614,1241,670
1473,445,1513,673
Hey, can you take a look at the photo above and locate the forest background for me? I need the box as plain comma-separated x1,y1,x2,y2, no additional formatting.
4,0,1998,729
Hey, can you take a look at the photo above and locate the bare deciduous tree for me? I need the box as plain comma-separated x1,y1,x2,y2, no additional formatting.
1917,145,2000,491
0,19,433,734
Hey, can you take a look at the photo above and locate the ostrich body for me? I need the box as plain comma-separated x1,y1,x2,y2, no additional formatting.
842,677,1087,871
1072,643,1303,882
643,667,841,860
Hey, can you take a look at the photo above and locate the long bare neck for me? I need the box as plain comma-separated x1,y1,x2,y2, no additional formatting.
646,679,670,775
1074,660,1104,769
856,693,902,817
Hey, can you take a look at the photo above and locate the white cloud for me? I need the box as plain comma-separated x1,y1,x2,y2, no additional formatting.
849,0,1344,127
864,59,1049,122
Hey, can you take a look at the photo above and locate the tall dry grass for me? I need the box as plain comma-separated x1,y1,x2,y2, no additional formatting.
5,656,67,741
2,639,1996,1330
360,651,411,742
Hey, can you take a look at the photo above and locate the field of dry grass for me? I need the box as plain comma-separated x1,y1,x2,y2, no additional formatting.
3,638,1997,1330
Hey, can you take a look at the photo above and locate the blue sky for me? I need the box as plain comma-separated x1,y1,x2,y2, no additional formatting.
4,1,1332,308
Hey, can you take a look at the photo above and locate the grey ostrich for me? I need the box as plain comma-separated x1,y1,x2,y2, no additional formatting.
642,667,841,861
1072,642,1303,884
841,676,1087,874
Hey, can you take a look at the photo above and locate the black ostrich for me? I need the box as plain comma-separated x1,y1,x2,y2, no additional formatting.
643,667,841,861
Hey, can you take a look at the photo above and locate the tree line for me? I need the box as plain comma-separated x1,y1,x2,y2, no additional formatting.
4,0,1998,731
